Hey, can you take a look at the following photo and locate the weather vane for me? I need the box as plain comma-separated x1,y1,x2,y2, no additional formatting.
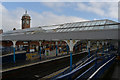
25,10,27,14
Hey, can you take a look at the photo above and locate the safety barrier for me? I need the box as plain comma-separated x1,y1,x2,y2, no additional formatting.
55,52,115,80
50,52,96,80
88,55,116,80
75,53,115,80
55,58,96,80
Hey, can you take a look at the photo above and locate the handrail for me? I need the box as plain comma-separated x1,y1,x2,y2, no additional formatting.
55,53,115,80
55,58,96,80
74,54,115,80
75,64,95,80
51,54,92,79
87,56,116,80
51,51,96,79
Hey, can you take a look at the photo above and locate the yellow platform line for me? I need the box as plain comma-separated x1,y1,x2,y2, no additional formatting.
1,51,26,57
2,48,96,73
40,67,69,79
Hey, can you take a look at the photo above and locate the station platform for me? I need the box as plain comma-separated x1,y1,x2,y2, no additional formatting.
2,48,92,72
2,48,97,79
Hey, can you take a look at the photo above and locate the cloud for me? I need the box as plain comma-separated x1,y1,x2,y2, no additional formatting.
76,2,118,19
1,0,119,2
41,2,72,12
42,2,66,9
29,11,88,27
1,4,87,32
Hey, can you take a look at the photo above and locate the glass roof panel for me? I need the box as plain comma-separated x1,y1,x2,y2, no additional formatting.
70,23,74,27
78,23,83,27
105,25,118,29
89,27,94,30
86,22,92,26
74,28,79,31
62,24,67,28
82,22,88,26
59,29,63,32
71,28,76,31
99,20,106,25
64,29,68,31
92,26,99,30
106,20,117,24
69,23,73,27
75,23,80,27
95,21,101,25
91,21,97,26
79,27,85,30
73,23,77,27
68,29,71,31
84,27,89,30
98,26,104,29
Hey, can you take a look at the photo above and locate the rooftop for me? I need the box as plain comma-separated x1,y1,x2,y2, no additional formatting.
2,19,119,36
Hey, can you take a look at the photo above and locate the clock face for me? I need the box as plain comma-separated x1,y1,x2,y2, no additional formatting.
23,20,25,24
27,20,29,25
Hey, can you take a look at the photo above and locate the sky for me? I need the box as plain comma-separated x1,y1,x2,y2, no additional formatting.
0,1,119,32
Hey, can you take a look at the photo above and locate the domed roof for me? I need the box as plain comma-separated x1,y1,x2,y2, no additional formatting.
22,10,30,17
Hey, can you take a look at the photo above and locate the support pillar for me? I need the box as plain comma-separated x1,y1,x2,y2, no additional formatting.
67,44,69,54
69,40,73,71
12,40,16,63
97,41,99,52
81,43,82,52
95,41,99,70
70,51,72,71
105,42,108,53
39,41,42,60
64,39,79,71
87,41,90,57
118,41,120,56
56,41,58,56
102,41,104,55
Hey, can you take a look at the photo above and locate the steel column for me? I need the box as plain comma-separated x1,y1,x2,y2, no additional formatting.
56,41,58,56
67,45,69,54
12,40,16,63
70,52,72,71
88,41,90,57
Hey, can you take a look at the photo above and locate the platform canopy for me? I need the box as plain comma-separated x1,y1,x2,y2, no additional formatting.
1,19,119,41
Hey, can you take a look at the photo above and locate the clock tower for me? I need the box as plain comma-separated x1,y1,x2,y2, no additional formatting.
21,11,31,29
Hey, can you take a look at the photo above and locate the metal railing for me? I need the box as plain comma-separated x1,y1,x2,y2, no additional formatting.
54,52,116,80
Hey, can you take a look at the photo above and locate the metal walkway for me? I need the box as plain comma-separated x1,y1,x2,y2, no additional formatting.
50,50,117,80
102,60,120,80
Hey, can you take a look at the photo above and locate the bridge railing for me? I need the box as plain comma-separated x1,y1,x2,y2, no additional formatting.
74,53,115,80
55,52,115,80
88,55,116,80
55,57,97,80
51,52,96,80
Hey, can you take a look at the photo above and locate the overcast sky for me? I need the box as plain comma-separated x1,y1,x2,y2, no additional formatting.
0,1,119,32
